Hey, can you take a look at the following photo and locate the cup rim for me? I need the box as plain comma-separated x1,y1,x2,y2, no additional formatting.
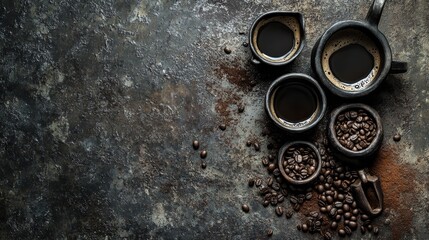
249,11,305,66
328,103,384,158
278,141,322,185
265,73,327,133
312,20,392,98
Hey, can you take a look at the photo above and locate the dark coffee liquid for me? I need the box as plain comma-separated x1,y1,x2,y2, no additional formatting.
273,84,317,123
257,21,294,58
329,44,375,83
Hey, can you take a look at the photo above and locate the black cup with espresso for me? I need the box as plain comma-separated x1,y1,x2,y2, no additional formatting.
311,0,407,98
249,11,305,66
265,73,327,133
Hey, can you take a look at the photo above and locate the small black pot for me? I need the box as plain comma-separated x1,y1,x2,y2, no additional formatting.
328,103,383,168
311,0,407,98
278,141,322,186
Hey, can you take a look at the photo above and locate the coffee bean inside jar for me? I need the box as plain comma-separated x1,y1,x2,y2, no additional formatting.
281,144,319,181
334,108,377,151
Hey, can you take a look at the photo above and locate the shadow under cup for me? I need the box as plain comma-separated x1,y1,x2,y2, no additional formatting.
265,74,327,133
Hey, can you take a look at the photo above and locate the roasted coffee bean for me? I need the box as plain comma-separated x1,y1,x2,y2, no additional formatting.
350,216,357,222
361,226,366,234
192,140,200,150
373,226,379,235
344,212,352,219
224,47,232,54
201,162,207,169
200,150,207,159
272,182,280,191
352,208,359,215
293,203,300,211
367,224,373,231
334,201,343,208
349,221,357,230
361,214,369,221
267,228,273,237
254,142,261,151
277,194,284,203
219,124,226,131
344,226,352,235
285,210,293,219
330,221,338,230
246,140,252,147
318,200,327,207
275,206,284,216
302,224,308,233
342,203,350,212
270,197,278,206
262,158,269,166
262,200,269,207
326,196,334,204
320,207,328,213
268,154,275,161
305,192,313,200
242,204,249,212
248,178,255,187
273,168,281,177
337,209,344,215
338,229,346,237
393,133,401,142
297,224,301,231
238,105,245,113
329,208,338,217
324,231,332,240
316,184,325,193
266,177,273,186
267,163,276,172
335,214,341,221
255,178,262,187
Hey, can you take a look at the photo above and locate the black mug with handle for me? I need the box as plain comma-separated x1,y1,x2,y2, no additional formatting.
311,0,407,98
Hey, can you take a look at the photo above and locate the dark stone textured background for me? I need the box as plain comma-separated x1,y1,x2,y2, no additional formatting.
1,0,428,239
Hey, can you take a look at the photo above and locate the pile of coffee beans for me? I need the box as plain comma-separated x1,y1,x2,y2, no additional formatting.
249,137,380,238
281,145,318,181
334,109,377,151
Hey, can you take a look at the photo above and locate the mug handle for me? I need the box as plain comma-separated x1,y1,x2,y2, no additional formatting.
365,0,386,27
390,61,408,74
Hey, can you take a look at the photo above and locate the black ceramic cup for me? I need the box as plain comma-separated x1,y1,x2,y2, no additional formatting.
278,141,322,186
327,103,383,168
311,0,407,98
265,73,327,134
249,11,305,66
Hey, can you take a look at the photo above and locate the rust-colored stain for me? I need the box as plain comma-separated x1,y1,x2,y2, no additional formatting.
213,62,254,93
371,145,415,239
214,91,241,125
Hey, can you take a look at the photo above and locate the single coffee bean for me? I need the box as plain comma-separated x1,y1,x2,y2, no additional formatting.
373,226,379,235
267,229,273,237
200,150,207,159
330,221,338,230
324,231,332,240
262,158,269,166
254,142,261,151
201,162,207,169
286,210,293,219
255,178,262,187
238,105,245,113
242,204,249,213
248,178,255,187
224,47,232,54
349,221,357,230
305,192,313,200
367,224,373,231
361,226,366,234
338,229,346,237
302,224,308,233
352,208,359,215
275,206,284,216
267,163,276,172
246,140,252,147
393,133,401,142
262,200,269,207
297,225,301,231
361,214,369,221
344,212,352,219
219,124,226,131
344,226,352,235
242,42,249,47
192,140,200,150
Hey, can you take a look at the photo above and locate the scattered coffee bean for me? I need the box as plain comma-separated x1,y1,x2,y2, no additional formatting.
338,229,346,237
255,178,262,187
267,229,273,237
262,157,269,166
275,206,284,216
254,142,261,151
248,178,255,187
219,124,226,131
201,162,207,169
393,133,401,142
192,140,199,150
200,150,207,159
238,105,245,113
373,226,379,235
242,204,249,213
224,47,232,54
242,42,249,47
